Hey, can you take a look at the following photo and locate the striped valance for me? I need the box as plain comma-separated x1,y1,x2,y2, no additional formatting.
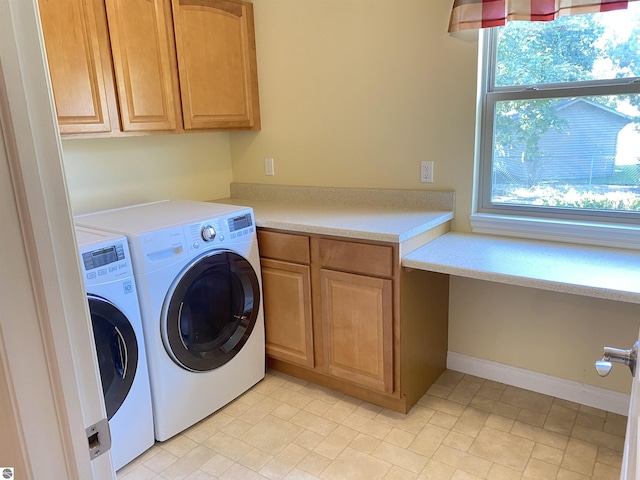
449,0,639,32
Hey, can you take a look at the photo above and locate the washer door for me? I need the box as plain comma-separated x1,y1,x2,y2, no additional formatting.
162,250,260,372
88,295,138,420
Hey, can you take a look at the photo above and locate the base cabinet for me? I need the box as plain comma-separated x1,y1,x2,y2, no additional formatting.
257,228,449,413
320,269,393,394
261,258,314,368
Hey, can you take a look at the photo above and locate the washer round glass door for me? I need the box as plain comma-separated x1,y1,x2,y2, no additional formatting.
162,250,260,372
88,295,138,420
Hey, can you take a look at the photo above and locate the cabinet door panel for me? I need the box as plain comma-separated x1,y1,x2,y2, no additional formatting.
262,259,314,368
39,0,113,133
321,269,393,393
171,0,260,129
105,0,180,131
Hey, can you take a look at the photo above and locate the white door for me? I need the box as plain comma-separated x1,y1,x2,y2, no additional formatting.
1,0,115,477
621,329,640,479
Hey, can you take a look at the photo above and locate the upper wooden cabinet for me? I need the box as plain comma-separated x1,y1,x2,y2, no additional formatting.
172,0,260,130
38,0,118,134
104,0,181,132
38,0,260,136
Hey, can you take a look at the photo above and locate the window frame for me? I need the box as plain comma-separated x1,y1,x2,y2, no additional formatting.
476,22,640,230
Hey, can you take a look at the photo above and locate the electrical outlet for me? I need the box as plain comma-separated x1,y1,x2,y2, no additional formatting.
265,157,275,176
421,161,434,183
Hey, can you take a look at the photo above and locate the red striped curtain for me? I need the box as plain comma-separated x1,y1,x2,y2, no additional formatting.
449,0,638,32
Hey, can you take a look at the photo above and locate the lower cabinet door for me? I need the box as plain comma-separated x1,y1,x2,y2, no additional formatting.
261,258,314,367
320,269,393,393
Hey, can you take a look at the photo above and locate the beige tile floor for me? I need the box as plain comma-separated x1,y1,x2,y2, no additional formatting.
116,369,627,480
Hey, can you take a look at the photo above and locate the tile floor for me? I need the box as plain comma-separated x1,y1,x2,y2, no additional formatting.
116,369,627,480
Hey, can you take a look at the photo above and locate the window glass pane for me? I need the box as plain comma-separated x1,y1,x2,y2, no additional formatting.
495,5,640,87
491,95,640,212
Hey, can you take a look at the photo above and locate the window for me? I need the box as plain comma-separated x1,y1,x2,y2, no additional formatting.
477,7,640,232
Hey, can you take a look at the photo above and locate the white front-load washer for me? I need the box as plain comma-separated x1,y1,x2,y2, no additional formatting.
74,226,155,470
76,200,265,441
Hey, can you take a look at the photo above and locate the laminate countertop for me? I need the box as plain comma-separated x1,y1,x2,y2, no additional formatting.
213,184,640,303
213,183,454,244
403,232,640,304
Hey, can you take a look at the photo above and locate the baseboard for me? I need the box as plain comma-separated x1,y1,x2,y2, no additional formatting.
447,352,630,416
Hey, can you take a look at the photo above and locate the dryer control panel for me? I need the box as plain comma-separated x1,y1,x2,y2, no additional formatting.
82,243,125,271
80,241,133,288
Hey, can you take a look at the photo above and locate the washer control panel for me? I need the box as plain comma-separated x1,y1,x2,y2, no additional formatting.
227,212,253,233
186,219,222,252
185,210,255,253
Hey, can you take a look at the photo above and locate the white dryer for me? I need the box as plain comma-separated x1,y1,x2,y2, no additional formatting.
76,200,265,441
74,227,154,471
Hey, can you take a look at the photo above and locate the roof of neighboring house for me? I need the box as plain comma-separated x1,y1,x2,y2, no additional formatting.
556,97,635,121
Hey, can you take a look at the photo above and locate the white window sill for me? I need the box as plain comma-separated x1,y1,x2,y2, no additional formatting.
471,213,640,251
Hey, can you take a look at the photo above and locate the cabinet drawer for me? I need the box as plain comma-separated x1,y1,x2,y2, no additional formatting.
257,230,310,264
318,238,394,278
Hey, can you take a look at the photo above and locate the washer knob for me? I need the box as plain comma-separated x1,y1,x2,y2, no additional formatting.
201,225,216,242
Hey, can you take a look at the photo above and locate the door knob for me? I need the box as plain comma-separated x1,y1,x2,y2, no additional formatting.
595,342,639,377
595,359,613,377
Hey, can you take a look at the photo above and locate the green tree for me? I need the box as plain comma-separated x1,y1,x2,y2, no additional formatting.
495,15,604,87
492,12,640,188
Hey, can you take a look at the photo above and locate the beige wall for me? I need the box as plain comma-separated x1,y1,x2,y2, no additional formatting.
230,0,478,233
62,133,233,215
450,278,640,394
